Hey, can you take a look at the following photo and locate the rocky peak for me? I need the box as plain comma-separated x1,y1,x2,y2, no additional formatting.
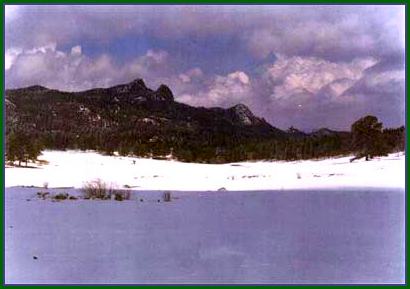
113,78,149,94
27,85,49,91
10,85,50,93
287,126,307,138
311,128,335,137
131,79,147,88
154,84,174,102
232,103,252,113
229,103,259,126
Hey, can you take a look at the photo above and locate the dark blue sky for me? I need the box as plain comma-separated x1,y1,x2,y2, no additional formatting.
62,32,271,75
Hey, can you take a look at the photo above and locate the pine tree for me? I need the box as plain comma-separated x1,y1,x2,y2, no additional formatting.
350,115,388,162
6,131,43,166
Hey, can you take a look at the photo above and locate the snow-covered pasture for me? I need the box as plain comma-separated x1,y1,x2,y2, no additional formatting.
5,188,404,284
5,151,405,284
5,150,405,190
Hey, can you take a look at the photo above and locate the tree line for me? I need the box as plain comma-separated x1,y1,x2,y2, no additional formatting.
6,115,405,166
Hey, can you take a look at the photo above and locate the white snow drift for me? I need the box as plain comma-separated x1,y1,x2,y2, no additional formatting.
5,150,405,190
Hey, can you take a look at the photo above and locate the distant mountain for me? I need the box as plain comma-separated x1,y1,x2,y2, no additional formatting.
309,128,351,138
6,79,289,161
5,79,282,133
286,126,308,138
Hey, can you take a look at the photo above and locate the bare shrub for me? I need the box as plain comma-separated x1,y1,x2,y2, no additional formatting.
82,179,131,201
53,193,68,200
122,190,131,200
163,191,171,202
82,179,108,200
109,188,131,201
36,191,50,199
37,191,78,201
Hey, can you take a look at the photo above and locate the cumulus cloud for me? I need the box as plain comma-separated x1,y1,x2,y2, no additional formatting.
178,68,203,83
207,71,252,106
176,71,253,108
71,45,82,56
257,56,404,130
174,55,404,131
340,65,405,128
5,44,171,91
244,6,404,61
5,48,22,70
265,56,377,102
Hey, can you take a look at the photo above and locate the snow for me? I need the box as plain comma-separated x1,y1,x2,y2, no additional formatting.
6,188,404,284
5,150,405,190
5,150,405,283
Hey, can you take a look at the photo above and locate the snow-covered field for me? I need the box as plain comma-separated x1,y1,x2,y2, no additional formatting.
5,151,405,284
5,150,405,190
6,187,405,284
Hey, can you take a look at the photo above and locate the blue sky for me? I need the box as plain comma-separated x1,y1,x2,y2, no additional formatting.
5,5,405,131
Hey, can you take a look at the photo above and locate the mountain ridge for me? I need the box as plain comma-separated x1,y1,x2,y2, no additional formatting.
6,79,291,162
6,79,285,132
7,78,401,163
4,79,350,134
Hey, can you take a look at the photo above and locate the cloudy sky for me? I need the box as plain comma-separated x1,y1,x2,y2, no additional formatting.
5,5,405,131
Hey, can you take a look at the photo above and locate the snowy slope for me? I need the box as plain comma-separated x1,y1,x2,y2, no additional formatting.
5,150,405,190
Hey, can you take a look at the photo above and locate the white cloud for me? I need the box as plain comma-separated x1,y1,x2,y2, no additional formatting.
227,71,250,85
174,71,253,108
252,54,404,130
178,68,203,83
5,48,22,70
363,69,404,87
71,45,82,56
208,73,251,105
243,6,404,60
145,49,168,64
171,54,404,130
5,44,171,91
26,43,57,54
265,56,377,103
